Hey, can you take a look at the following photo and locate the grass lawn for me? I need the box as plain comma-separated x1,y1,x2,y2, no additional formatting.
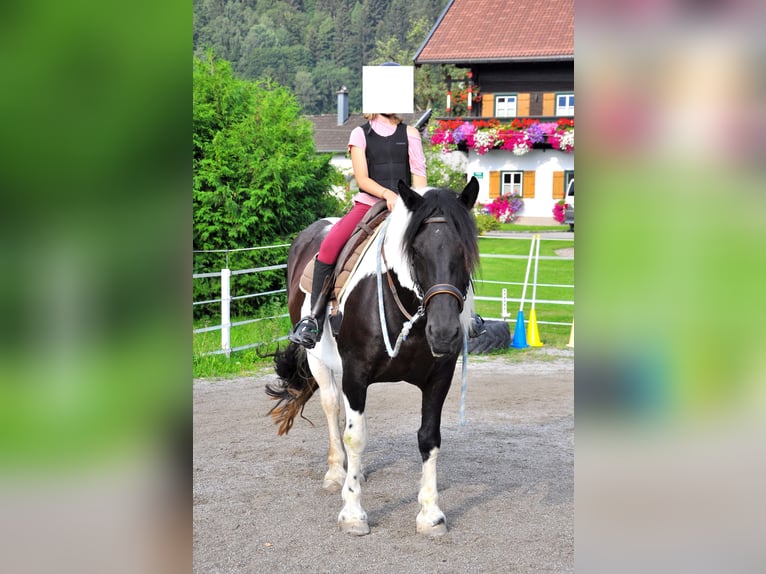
193,311,292,379
193,231,575,378
498,223,570,233
474,235,574,347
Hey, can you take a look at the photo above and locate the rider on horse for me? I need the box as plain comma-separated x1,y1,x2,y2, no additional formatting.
289,64,427,348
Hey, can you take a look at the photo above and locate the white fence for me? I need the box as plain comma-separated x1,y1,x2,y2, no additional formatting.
193,236,574,357
193,244,290,357
475,235,574,326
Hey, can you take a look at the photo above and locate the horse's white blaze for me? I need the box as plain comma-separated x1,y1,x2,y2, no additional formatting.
338,397,368,529
417,447,445,527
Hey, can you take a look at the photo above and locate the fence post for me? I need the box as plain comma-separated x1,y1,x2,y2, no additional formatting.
501,288,509,319
221,268,231,357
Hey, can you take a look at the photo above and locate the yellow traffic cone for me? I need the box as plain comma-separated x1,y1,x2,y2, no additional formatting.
527,309,543,347
567,319,574,348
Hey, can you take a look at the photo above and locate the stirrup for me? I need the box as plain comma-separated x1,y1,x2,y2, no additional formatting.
288,316,321,348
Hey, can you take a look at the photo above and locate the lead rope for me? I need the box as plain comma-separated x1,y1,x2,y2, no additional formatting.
460,328,468,426
376,216,424,358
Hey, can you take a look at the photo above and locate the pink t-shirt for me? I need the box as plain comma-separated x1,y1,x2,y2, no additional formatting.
348,118,427,206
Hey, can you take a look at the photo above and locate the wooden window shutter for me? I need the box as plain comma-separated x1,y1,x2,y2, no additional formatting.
542,93,555,116
482,92,494,117
517,93,530,116
489,171,500,198
522,171,536,198
552,171,565,199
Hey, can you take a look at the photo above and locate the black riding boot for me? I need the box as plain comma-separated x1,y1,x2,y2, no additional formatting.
288,259,335,348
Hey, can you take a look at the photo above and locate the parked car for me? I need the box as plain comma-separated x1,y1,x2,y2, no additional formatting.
563,178,574,232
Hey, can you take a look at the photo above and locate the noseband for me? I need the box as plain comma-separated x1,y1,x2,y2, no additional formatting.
422,283,465,312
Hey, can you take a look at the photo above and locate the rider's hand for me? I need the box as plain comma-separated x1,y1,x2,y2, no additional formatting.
383,189,398,211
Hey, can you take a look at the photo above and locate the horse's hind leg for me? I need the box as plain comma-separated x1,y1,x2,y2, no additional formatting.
306,354,346,493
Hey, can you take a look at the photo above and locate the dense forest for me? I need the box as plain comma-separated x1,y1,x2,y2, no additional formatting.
193,0,455,115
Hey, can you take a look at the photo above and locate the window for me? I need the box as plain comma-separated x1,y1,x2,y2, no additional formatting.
556,93,574,116
495,95,517,118
501,171,523,195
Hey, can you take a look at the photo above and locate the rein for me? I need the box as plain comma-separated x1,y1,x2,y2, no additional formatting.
376,217,424,358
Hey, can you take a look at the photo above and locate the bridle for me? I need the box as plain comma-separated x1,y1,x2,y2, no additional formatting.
375,212,468,359
381,215,467,319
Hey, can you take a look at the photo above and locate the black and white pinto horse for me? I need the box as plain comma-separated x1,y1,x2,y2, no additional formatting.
266,178,480,536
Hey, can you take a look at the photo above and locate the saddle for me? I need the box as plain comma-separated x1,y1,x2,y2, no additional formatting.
300,201,390,333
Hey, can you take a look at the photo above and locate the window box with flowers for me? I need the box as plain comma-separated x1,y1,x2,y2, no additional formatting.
428,118,574,156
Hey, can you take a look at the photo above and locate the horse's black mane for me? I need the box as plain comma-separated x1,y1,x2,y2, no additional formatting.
401,188,480,274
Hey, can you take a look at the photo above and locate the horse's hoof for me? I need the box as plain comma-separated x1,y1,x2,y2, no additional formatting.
322,479,343,493
338,517,370,536
417,515,447,536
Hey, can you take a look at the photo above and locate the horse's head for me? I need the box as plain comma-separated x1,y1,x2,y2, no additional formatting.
394,178,480,357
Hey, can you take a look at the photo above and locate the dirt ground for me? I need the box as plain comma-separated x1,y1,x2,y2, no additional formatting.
193,353,573,573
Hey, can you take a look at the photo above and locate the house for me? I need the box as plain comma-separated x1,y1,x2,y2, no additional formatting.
414,0,574,221
307,87,432,197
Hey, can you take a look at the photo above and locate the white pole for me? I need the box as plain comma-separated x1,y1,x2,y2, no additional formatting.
518,235,536,311
221,267,231,357
531,234,541,311
501,288,508,319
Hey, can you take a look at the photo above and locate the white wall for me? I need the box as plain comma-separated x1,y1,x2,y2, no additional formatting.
465,149,574,218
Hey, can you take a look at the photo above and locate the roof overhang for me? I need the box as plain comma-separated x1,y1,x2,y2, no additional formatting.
414,55,574,66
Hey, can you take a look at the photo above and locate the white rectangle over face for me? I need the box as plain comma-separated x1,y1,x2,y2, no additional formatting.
362,66,414,114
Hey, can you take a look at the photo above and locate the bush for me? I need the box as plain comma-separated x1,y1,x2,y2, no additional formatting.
424,146,468,192
475,213,500,235
193,53,342,318
482,193,524,223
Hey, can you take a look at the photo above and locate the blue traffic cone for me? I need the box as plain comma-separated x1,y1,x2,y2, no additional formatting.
510,310,528,348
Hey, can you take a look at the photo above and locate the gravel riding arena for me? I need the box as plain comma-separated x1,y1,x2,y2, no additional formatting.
193,352,573,573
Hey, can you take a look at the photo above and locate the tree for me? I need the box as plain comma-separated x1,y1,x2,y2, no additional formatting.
192,0,454,114
294,69,321,113
193,53,342,317
369,17,457,112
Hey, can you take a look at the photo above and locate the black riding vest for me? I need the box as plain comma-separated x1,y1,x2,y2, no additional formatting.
363,121,411,194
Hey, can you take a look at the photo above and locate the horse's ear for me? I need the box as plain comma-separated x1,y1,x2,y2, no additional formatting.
459,177,480,209
397,180,423,211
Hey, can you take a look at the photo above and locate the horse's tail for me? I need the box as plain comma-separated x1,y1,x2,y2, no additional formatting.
265,343,318,436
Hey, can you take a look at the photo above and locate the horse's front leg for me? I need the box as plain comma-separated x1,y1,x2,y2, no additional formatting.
306,354,346,493
417,446,446,535
337,387,370,536
416,370,452,536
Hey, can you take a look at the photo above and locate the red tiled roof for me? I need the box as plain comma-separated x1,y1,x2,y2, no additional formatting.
414,0,573,64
